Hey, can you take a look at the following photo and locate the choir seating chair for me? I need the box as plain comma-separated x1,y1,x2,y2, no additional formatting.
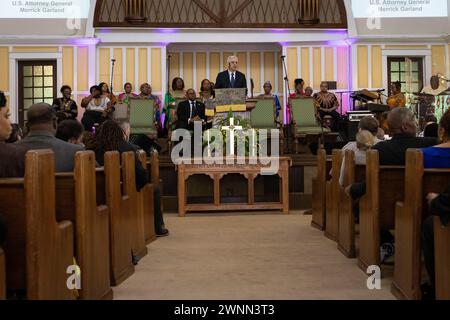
290,98,333,154
251,98,284,155
113,103,129,122
129,99,157,136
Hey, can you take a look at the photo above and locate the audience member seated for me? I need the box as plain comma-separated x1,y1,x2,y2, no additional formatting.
419,115,438,137
304,87,313,98
348,108,437,198
81,85,113,132
81,131,97,151
176,89,206,131
52,85,78,122
5,123,23,143
422,109,450,169
346,108,437,262
55,120,84,145
339,116,381,186
17,103,84,172
94,120,169,237
313,81,342,132
290,78,305,98
422,184,450,299
118,82,138,104
0,91,27,178
99,82,117,106
423,122,439,139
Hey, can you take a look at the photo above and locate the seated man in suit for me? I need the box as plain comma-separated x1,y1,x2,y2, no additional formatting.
215,56,247,90
17,103,84,172
176,89,206,131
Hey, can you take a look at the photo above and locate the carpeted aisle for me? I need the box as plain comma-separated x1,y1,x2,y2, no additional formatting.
113,212,395,300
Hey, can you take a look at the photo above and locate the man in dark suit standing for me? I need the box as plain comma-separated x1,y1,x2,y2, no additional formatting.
215,56,248,89
176,89,206,131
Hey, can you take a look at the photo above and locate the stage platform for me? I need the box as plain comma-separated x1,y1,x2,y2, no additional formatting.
157,154,320,213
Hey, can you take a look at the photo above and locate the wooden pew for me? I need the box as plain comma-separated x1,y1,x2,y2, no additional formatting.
55,151,112,300
325,150,342,241
392,149,450,300
99,152,135,286
148,152,160,186
311,149,327,230
122,152,148,262
0,150,74,299
0,247,6,299
358,150,405,272
338,150,365,258
435,216,450,300
138,151,156,245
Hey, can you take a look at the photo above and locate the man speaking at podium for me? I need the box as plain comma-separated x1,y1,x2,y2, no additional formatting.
215,56,248,89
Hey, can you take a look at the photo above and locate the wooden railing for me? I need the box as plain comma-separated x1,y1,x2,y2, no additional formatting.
94,0,347,29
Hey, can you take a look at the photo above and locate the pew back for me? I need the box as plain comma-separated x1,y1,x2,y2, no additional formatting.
54,151,112,300
0,150,74,299
102,152,135,286
338,150,365,258
325,150,342,241
312,149,327,230
138,151,156,244
393,149,450,300
121,152,148,261
435,216,450,300
359,150,405,271
0,248,4,299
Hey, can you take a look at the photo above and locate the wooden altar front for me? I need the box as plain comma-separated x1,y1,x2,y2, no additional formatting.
177,157,291,216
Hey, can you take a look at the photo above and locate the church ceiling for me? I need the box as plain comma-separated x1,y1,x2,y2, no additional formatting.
94,0,347,29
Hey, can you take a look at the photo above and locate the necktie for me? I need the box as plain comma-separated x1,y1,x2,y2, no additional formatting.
231,73,235,88
190,101,195,118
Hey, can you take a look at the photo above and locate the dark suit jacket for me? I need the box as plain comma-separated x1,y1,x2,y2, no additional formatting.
215,70,247,89
431,183,450,227
176,100,206,131
0,142,27,178
349,134,438,199
17,130,84,173
372,134,437,166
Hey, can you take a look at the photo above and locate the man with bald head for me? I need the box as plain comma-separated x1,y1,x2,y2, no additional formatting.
372,107,437,165
17,103,84,172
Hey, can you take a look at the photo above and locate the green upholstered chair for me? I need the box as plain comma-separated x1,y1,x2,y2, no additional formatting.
251,98,284,155
130,99,157,135
290,97,329,135
290,97,331,154
113,103,129,122
251,98,279,129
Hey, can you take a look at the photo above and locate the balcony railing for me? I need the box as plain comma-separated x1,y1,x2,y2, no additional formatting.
94,0,347,29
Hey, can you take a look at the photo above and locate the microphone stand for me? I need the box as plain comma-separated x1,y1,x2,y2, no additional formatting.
110,59,116,94
281,55,291,154
167,54,172,94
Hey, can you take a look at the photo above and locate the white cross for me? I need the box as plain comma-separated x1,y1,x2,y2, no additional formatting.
222,117,243,156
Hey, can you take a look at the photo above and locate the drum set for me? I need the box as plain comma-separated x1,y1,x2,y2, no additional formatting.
412,76,450,122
